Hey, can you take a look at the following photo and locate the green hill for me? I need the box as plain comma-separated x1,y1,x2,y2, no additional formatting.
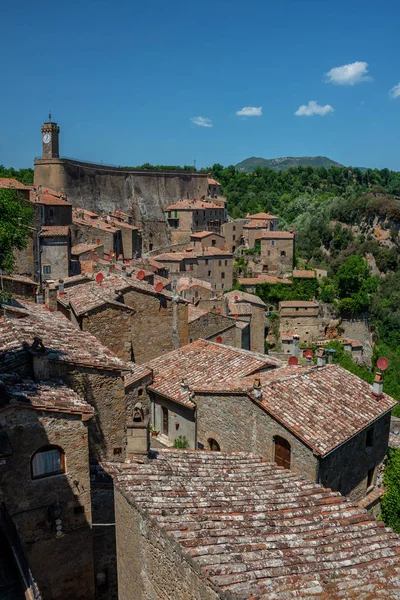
236,156,343,172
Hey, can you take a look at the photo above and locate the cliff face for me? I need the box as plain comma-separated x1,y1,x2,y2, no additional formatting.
34,158,208,248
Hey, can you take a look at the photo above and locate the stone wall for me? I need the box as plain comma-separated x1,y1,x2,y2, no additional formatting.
1,277,38,299
125,373,153,419
0,406,95,600
121,289,188,364
81,305,134,361
114,487,221,600
188,310,241,348
34,158,208,248
319,413,391,502
195,392,318,482
279,315,322,344
41,235,70,281
260,237,294,273
71,221,120,256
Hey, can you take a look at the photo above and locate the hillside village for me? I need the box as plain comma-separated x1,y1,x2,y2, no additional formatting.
1,119,400,599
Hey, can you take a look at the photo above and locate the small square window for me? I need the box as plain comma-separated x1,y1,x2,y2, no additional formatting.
218,260,222,266
233,235,236,241
205,259,209,265
271,240,275,246
224,260,228,266
138,387,144,397
233,226,236,231
208,270,211,277
221,272,225,279
43,265,51,274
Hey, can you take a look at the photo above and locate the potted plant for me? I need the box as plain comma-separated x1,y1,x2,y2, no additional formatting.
150,425,159,438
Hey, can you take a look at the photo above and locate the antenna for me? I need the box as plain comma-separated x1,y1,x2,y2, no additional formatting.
48,111,52,121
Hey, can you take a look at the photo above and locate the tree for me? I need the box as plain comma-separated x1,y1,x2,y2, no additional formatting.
0,189,34,273
335,255,370,298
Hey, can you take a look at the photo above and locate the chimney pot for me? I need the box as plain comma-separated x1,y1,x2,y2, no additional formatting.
373,372,384,397
317,348,326,367
253,377,262,399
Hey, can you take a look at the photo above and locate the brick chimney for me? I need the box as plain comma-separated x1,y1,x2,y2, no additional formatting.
373,372,383,397
253,377,262,399
317,348,326,367
44,280,57,310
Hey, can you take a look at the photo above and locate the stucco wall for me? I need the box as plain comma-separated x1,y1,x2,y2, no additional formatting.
114,488,221,600
152,394,196,448
41,235,70,281
195,393,318,482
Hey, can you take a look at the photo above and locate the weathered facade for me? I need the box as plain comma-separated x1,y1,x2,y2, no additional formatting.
279,300,321,343
259,230,295,273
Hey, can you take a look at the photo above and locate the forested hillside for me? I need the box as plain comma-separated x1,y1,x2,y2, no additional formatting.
235,156,343,172
210,163,400,404
0,165,34,185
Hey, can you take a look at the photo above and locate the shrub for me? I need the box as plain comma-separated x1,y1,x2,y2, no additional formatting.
173,435,189,449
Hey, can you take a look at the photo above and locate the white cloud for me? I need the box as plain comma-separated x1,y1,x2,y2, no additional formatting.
236,106,263,117
389,83,400,99
295,101,334,117
190,116,213,128
326,61,372,85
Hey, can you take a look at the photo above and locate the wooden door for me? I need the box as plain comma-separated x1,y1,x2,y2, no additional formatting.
274,436,291,469
162,407,169,436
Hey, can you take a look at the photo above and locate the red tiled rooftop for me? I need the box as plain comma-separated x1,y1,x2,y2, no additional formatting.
59,282,135,316
124,362,153,388
280,300,319,308
207,177,221,186
247,211,278,220
0,374,94,417
1,274,38,286
29,188,72,206
188,304,211,323
145,339,281,408
39,226,70,237
238,275,292,285
0,178,31,190
71,242,103,255
109,449,400,599
190,231,224,239
228,302,252,315
166,199,224,211
258,230,295,239
224,290,266,307
292,269,317,278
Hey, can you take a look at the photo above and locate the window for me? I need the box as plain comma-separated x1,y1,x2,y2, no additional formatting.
208,438,220,451
233,226,236,231
262,265,268,272
295,307,299,311
49,208,54,218
221,272,225,279
218,260,222,266
208,270,211,277
205,259,209,265
31,446,65,479
189,338,194,343
280,251,286,257
43,265,51,274
174,210,178,218
267,251,271,256
149,243,153,251
168,211,171,218
138,387,144,397
274,436,291,469
162,406,169,436
233,235,236,241
366,427,374,448
271,240,275,246
195,290,199,298
221,283,224,289
224,260,228,266
212,239,216,247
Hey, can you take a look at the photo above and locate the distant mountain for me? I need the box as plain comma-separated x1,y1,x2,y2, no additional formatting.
235,156,344,172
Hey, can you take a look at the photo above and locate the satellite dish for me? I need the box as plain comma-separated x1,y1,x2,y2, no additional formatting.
216,308,221,314
234,314,239,319
288,356,299,366
155,282,163,293
234,295,239,301
153,266,158,272
95,272,104,284
137,270,145,280
216,336,223,344
377,357,389,371
304,349,313,358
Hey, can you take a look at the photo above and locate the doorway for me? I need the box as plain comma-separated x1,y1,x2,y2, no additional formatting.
274,436,291,469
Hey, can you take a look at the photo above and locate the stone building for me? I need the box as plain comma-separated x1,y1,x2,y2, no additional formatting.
238,274,292,294
259,230,295,273
165,199,227,244
279,300,321,343
190,231,226,251
221,218,246,253
144,340,280,448
188,305,243,348
154,247,234,292
177,277,213,303
243,212,279,248
55,273,188,364
109,449,400,600
224,290,267,354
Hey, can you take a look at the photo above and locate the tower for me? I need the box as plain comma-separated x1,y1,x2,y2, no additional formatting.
41,115,60,159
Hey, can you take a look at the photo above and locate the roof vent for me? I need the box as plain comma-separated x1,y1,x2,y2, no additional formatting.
373,372,383,397
317,348,326,367
253,377,262,399
180,379,189,392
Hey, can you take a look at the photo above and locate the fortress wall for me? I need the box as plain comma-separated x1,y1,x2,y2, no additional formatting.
34,158,208,248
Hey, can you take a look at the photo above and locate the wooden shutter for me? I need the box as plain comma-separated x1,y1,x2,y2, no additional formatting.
274,436,291,470
162,407,169,436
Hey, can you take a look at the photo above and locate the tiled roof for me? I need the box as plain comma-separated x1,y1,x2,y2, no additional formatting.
258,230,295,239
154,248,232,261
0,178,30,190
72,215,117,234
1,274,38,286
207,177,221,186
238,275,292,285
110,449,400,599
224,290,266,307
153,252,187,262
228,302,252,315
0,302,127,372
243,221,273,229
178,277,213,292
145,339,281,408
71,242,103,255
195,364,397,456
124,362,153,388
247,212,278,220
190,231,224,239
280,300,319,308
59,282,134,316
292,269,316,278
0,374,94,417
29,188,72,206
188,305,211,323
166,200,224,211
39,226,70,237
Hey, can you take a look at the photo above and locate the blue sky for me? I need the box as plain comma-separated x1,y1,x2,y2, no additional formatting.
1,0,400,170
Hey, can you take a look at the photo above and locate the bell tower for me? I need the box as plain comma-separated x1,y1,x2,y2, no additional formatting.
41,114,60,159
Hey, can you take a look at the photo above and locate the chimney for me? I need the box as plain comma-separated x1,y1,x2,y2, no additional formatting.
121,266,127,279
118,254,124,264
326,348,336,364
58,279,65,295
292,335,300,357
253,377,262,399
44,280,57,310
180,379,189,392
317,348,326,367
373,372,383,397
305,354,313,366
109,263,115,274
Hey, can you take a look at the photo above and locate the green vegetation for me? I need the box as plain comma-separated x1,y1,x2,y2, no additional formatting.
381,448,400,533
0,165,34,185
256,278,318,305
0,188,34,273
173,435,189,449
235,155,343,173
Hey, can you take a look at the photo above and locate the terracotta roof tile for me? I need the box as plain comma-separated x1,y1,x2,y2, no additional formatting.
224,290,266,307
228,302,252,315
292,270,317,278
39,226,69,237
145,339,281,408
29,188,72,206
0,374,94,416
0,178,31,190
1,274,38,286
71,242,103,255
258,231,295,239
59,282,135,316
280,300,319,308
124,362,153,388
190,231,224,239
247,212,278,220
109,449,400,599
238,275,292,285
166,200,224,211
207,178,221,186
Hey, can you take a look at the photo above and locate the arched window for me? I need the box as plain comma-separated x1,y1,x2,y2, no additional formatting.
31,446,65,480
208,438,220,451
274,436,291,470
